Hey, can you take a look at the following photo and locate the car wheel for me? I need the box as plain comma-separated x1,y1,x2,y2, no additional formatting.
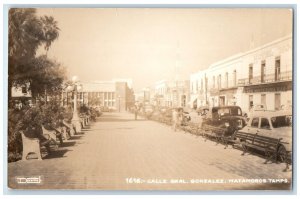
277,145,287,163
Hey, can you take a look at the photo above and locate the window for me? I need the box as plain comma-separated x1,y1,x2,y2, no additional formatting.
249,64,253,83
260,118,270,129
21,86,27,94
225,72,228,88
275,93,281,110
205,77,208,91
275,57,281,81
201,79,203,91
261,94,266,108
218,74,221,89
261,60,266,83
111,93,115,100
251,117,259,128
213,76,215,88
249,95,253,111
271,115,292,128
233,70,237,86
196,80,198,92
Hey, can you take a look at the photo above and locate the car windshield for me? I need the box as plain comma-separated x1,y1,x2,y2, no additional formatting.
271,115,292,128
214,107,242,116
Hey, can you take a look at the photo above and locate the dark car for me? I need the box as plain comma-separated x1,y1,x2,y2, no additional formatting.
178,107,191,125
203,106,247,137
197,106,209,116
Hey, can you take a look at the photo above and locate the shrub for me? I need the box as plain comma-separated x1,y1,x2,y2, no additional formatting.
8,100,68,162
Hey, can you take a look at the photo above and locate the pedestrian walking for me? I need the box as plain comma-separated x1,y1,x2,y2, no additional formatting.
178,108,184,126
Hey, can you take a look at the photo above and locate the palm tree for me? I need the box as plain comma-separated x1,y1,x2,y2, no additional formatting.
8,8,61,100
40,15,60,54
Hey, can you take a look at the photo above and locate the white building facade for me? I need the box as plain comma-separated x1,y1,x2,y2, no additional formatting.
154,79,190,108
190,35,292,113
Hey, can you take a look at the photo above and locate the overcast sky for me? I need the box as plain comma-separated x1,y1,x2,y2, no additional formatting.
36,8,292,91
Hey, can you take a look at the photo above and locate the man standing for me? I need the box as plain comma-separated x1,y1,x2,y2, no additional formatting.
134,105,139,120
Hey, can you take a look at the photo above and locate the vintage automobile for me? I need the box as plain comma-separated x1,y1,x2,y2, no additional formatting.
239,110,292,161
100,106,110,112
243,104,267,120
197,106,209,116
159,106,168,114
143,104,154,119
178,107,191,125
203,106,247,137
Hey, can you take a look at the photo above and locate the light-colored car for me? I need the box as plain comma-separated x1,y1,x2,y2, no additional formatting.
239,110,292,161
244,104,267,119
252,104,267,111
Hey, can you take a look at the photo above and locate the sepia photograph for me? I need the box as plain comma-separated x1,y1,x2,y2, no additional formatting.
6,6,294,191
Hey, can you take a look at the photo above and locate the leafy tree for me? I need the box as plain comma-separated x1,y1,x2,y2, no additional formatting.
8,8,63,100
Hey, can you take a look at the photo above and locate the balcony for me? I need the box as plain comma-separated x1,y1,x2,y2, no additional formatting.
209,88,220,95
238,71,292,86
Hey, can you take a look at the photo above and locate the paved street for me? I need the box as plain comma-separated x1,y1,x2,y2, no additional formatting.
8,112,292,190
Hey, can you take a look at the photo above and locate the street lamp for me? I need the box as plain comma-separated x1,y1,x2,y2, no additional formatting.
66,76,82,133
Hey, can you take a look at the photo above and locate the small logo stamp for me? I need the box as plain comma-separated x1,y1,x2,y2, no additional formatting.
15,176,42,184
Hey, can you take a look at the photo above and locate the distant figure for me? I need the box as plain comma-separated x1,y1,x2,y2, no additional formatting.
172,108,179,132
178,108,184,126
134,105,139,120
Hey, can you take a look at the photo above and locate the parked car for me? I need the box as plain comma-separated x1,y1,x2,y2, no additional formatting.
239,110,292,161
281,104,292,111
203,106,247,137
244,104,267,119
159,106,168,114
143,104,154,119
197,106,209,116
101,106,110,112
253,104,267,111
150,109,161,121
178,107,191,125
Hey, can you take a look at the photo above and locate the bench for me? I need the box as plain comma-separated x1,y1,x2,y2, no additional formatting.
223,131,249,149
201,124,226,145
181,122,201,135
53,126,69,141
161,117,172,126
62,120,76,136
284,151,292,171
80,114,90,127
80,116,88,128
229,131,282,164
41,125,62,146
20,131,43,160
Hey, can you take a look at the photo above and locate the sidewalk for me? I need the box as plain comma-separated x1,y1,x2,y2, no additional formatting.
8,112,292,190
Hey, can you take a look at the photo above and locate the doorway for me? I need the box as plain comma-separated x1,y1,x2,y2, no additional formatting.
275,93,281,110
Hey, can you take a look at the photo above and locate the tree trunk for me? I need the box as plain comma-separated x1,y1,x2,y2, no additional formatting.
8,79,13,108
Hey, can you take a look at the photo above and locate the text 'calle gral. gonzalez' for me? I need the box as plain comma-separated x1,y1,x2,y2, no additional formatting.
125,178,289,184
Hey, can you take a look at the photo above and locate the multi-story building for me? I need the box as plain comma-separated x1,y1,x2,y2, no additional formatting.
190,34,292,112
11,83,32,99
62,79,135,111
190,71,206,109
154,79,190,108
154,80,169,107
